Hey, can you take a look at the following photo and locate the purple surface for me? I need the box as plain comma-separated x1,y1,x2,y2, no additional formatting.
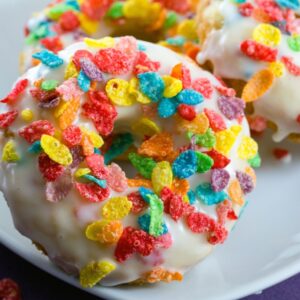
1,243,300,300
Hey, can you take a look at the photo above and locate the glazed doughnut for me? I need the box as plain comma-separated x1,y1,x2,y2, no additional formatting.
21,0,200,71
0,36,258,287
197,0,300,142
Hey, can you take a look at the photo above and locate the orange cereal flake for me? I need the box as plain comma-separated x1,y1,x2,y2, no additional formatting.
175,113,209,134
172,178,190,196
142,267,183,284
127,178,153,189
228,179,244,206
58,98,80,130
242,69,274,102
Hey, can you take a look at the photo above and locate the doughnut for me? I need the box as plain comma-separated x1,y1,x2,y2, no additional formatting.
196,0,300,142
21,0,200,71
0,36,258,287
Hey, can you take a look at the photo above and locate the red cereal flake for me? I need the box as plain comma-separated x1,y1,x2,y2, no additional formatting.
216,199,237,225
115,226,155,262
82,91,117,136
273,148,289,160
297,115,300,124
40,36,63,53
208,223,228,245
62,125,82,147
248,115,267,133
154,232,173,249
19,120,55,143
186,212,215,233
215,84,236,97
1,79,29,104
238,2,254,17
134,51,160,75
204,149,231,169
127,191,148,214
86,154,109,179
255,0,284,22
0,110,18,129
0,278,21,300
281,56,300,76
156,0,191,13
81,0,113,20
106,163,128,192
75,182,110,202
240,40,278,62
160,187,184,221
73,50,95,70
38,153,65,182
192,78,213,99
204,108,227,132
95,48,133,75
177,104,196,121
59,11,80,31
171,63,191,89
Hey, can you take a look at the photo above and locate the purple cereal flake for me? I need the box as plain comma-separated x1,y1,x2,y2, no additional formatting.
80,57,104,82
236,171,254,194
217,96,245,120
70,145,85,169
39,96,61,109
45,169,73,202
211,168,230,192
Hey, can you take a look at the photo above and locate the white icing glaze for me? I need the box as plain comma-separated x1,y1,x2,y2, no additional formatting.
197,0,300,141
1,38,254,286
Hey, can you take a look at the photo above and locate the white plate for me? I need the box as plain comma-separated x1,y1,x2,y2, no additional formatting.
1,1,300,300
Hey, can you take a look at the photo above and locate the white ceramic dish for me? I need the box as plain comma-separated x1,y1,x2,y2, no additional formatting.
1,1,300,299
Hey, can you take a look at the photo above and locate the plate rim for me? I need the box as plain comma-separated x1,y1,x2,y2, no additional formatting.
1,224,300,300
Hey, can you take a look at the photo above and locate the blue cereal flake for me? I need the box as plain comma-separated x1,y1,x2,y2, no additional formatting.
94,148,101,154
176,89,203,105
66,0,80,10
172,150,197,179
158,98,177,118
138,43,147,51
32,50,64,68
77,70,91,92
275,0,299,9
82,174,107,189
138,213,168,236
104,133,134,164
187,190,196,205
138,187,155,203
166,36,186,46
138,72,165,102
196,182,228,206
28,141,42,154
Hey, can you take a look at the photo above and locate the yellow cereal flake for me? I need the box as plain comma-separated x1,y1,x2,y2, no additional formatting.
252,23,281,47
85,220,123,244
80,261,116,288
162,75,183,98
105,79,135,106
128,78,151,104
75,168,91,178
81,127,104,148
177,19,198,41
78,13,99,35
21,109,34,122
237,136,258,160
152,161,173,194
215,125,242,155
40,134,73,166
84,37,115,48
268,61,285,77
64,60,79,79
101,196,132,220
131,118,161,137
2,140,20,162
